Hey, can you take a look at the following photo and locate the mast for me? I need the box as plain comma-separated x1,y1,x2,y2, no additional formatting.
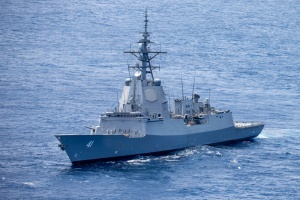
124,9,167,81
192,76,195,100
181,77,184,116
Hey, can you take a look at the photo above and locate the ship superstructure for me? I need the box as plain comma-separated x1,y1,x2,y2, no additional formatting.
55,11,264,164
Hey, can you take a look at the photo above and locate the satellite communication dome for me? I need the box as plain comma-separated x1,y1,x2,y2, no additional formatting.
125,78,131,86
154,78,161,86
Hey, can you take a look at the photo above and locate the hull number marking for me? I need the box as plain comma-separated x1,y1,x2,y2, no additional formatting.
86,140,94,148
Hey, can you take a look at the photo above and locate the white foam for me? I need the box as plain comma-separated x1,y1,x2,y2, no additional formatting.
23,182,35,187
258,133,268,138
126,158,151,165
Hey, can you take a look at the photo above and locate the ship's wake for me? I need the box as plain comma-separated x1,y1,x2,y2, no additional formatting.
123,145,225,165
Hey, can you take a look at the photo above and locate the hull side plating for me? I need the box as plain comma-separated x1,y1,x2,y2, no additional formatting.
55,124,264,164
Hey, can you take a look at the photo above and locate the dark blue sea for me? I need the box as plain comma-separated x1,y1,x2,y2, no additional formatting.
1,0,299,199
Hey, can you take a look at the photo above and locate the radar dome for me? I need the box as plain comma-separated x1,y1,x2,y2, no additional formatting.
125,78,131,86
154,78,161,86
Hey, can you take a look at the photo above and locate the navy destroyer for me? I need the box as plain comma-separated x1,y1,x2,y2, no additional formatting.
55,11,264,164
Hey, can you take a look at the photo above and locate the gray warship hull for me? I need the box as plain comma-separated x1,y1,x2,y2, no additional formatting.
56,123,264,164
55,11,265,164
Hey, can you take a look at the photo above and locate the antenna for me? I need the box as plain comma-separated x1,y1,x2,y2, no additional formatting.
127,66,131,78
192,76,195,100
132,78,137,112
181,77,184,116
117,91,119,111
181,77,184,100
168,89,171,112
209,89,211,104
144,8,148,34
121,89,126,112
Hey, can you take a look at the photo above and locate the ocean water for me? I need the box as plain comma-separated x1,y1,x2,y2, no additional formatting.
0,0,299,199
